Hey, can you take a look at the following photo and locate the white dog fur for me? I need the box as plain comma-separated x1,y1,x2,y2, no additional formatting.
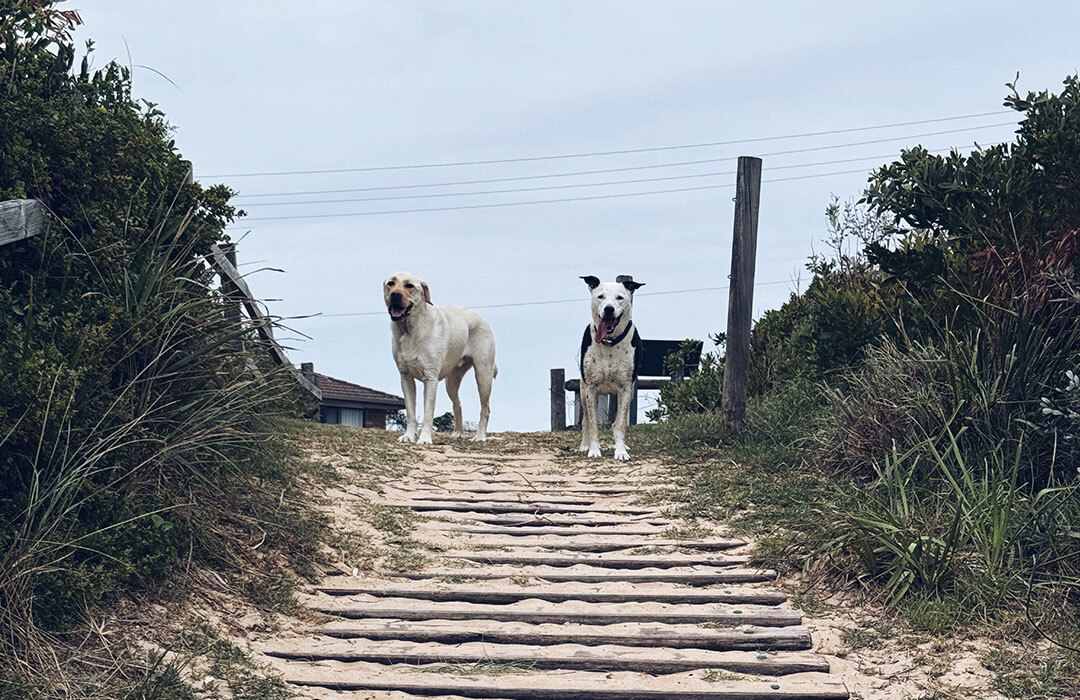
578,275,644,461
384,272,497,444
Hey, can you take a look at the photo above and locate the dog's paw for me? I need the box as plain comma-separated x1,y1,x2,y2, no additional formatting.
578,443,591,453
613,446,630,462
417,433,434,445
398,432,416,443
450,431,464,439
471,433,488,442
587,445,602,458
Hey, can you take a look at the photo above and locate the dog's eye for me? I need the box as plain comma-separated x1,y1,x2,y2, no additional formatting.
386,281,394,287
404,283,415,289
616,295,624,301
597,294,605,300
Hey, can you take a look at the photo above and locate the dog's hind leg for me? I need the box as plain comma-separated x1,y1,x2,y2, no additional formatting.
445,361,470,439
612,383,634,461
472,361,493,441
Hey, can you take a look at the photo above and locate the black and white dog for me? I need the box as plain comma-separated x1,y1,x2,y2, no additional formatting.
578,275,644,461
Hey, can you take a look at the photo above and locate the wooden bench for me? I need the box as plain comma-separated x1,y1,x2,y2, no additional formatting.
550,339,703,431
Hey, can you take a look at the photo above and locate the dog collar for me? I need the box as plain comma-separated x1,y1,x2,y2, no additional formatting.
599,320,634,347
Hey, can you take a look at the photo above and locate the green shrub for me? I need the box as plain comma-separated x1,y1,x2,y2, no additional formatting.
0,4,317,693
813,340,950,477
650,345,725,420
734,376,822,468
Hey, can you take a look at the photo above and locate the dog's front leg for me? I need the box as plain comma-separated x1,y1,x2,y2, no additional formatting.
399,376,418,443
578,382,593,453
417,378,439,445
580,383,603,458
612,383,634,461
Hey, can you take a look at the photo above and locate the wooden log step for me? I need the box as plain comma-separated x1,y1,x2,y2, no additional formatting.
433,537,745,553
308,598,801,627
389,565,776,585
440,551,750,569
410,473,631,485
421,513,667,527
314,583,788,605
397,484,642,495
274,661,849,698
440,525,672,537
387,499,660,515
383,489,602,505
264,639,830,675
319,618,814,651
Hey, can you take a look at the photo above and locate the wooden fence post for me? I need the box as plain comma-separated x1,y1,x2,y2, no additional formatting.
550,368,566,431
721,156,762,433
218,242,243,341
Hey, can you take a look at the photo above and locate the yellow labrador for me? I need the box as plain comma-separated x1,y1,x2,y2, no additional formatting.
383,272,497,443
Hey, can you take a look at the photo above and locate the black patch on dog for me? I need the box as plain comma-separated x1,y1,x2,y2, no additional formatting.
580,275,601,290
579,324,592,380
617,275,645,293
631,327,643,381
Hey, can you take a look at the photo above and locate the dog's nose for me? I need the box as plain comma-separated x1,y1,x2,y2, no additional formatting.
390,292,404,305
603,305,615,317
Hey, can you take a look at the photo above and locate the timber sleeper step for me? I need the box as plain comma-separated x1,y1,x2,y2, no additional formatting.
274,661,849,699
436,537,745,553
440,526,684,536
308,598,801,627
319,618,814,651
422,513,669,527
314,583,787,605
388,499,661,516
263,639,830,675
440,551,751,569
389,565,777,585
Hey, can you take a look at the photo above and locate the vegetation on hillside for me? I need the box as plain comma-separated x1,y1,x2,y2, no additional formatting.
654,76,1080,696
0,3,319,697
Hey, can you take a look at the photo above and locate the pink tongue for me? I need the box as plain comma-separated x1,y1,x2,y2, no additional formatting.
594,319,612,343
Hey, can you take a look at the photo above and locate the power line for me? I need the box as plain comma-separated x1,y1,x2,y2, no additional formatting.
205,111,1012,178
239,146,970,207
230,165,918,223
311,280,798,319
230,123,1011,202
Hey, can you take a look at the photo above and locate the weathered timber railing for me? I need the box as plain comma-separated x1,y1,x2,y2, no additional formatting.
0,199,45,247
208,243,321,400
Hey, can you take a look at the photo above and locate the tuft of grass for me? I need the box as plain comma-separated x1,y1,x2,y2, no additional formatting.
791,592,828,618
840,627,883,651
364,503,420,538
701,669,746,682
240,574,299,615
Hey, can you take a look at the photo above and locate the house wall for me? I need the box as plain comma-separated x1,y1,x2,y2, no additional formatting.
363,409,387,429
320,404,391,429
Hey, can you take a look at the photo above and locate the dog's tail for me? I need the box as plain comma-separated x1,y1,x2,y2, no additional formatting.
493,363,499,379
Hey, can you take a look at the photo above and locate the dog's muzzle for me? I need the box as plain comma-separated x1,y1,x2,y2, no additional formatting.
388,294,413,321
594,313,621,344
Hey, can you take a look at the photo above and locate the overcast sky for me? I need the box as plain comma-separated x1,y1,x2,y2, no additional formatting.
76,1,1078,431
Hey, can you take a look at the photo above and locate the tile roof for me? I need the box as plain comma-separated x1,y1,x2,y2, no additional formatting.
314,373,406,407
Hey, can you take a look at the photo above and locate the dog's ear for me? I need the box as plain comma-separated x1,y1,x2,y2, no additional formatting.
617,275,645,293
421,281,432,304
580,275,601,290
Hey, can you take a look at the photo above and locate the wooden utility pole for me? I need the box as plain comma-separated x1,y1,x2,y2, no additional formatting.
721,156,762,433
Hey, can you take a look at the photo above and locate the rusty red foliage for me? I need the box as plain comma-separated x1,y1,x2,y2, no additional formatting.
973,228,1080,312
